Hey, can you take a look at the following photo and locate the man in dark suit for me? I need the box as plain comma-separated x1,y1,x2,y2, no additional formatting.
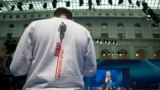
101,71,113,89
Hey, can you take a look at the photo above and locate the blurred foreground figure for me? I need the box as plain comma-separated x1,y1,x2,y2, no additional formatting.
10,7,97,90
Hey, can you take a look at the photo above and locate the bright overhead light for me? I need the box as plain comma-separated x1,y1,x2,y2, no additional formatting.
0,2,3,7
96,0,101,5
108,0,112,5
11,5,15,11
29,3,33,9
128,0,132,4
136,1,140,7
88,0,92,10
118,0,123,5
43,3,47,9
17,2,23,11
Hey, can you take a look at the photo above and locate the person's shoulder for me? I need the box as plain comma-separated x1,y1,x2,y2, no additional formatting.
29,18,56,27
71,21,88,31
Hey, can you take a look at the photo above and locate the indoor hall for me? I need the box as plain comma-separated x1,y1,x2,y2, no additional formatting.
0,0,160,90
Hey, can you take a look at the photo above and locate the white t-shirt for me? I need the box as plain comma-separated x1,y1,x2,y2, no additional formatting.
10,17,97,90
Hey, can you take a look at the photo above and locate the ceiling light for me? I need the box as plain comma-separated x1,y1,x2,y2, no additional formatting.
11,5,15,11
88,0,92,10
108,0,112,5
43,3,47,9
52,0,57,8
79,0,83,6
128,0,132,4
29,3,33,9
66,1,70,7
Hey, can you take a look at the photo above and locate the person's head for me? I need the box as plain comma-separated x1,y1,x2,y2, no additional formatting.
54,7,73,20
106,71,111,78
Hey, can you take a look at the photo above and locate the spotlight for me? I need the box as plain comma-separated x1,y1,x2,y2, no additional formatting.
146,15,151,20
66,1,70,7
11,5,15,11
118,0,123,5
0,8,2,12
96,39,99,43
147,14,151,18
101,49,109,57
128,0,132,4
52,0,57,8
142,1,148,8
96,0,101,5
142,1,149,13
147,9,157,21
18,2,22,6
108,0,112,5
79,0,83,6
136,1,140,7
146,17,150,21
43,3,47,9
88,0,92,10
17,2,23,11
136,53,138,56
29,3,33,9
112,41,115,44
103,39,107,44
0,2,3,7
102,53,106,56
99,41,103,44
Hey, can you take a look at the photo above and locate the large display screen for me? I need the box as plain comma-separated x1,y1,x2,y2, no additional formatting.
95,69,123,87
84,68,130,89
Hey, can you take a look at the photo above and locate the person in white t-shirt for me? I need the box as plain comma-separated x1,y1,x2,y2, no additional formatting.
10,7,97,90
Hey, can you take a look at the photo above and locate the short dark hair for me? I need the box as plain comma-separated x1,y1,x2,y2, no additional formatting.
54,7,72,19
